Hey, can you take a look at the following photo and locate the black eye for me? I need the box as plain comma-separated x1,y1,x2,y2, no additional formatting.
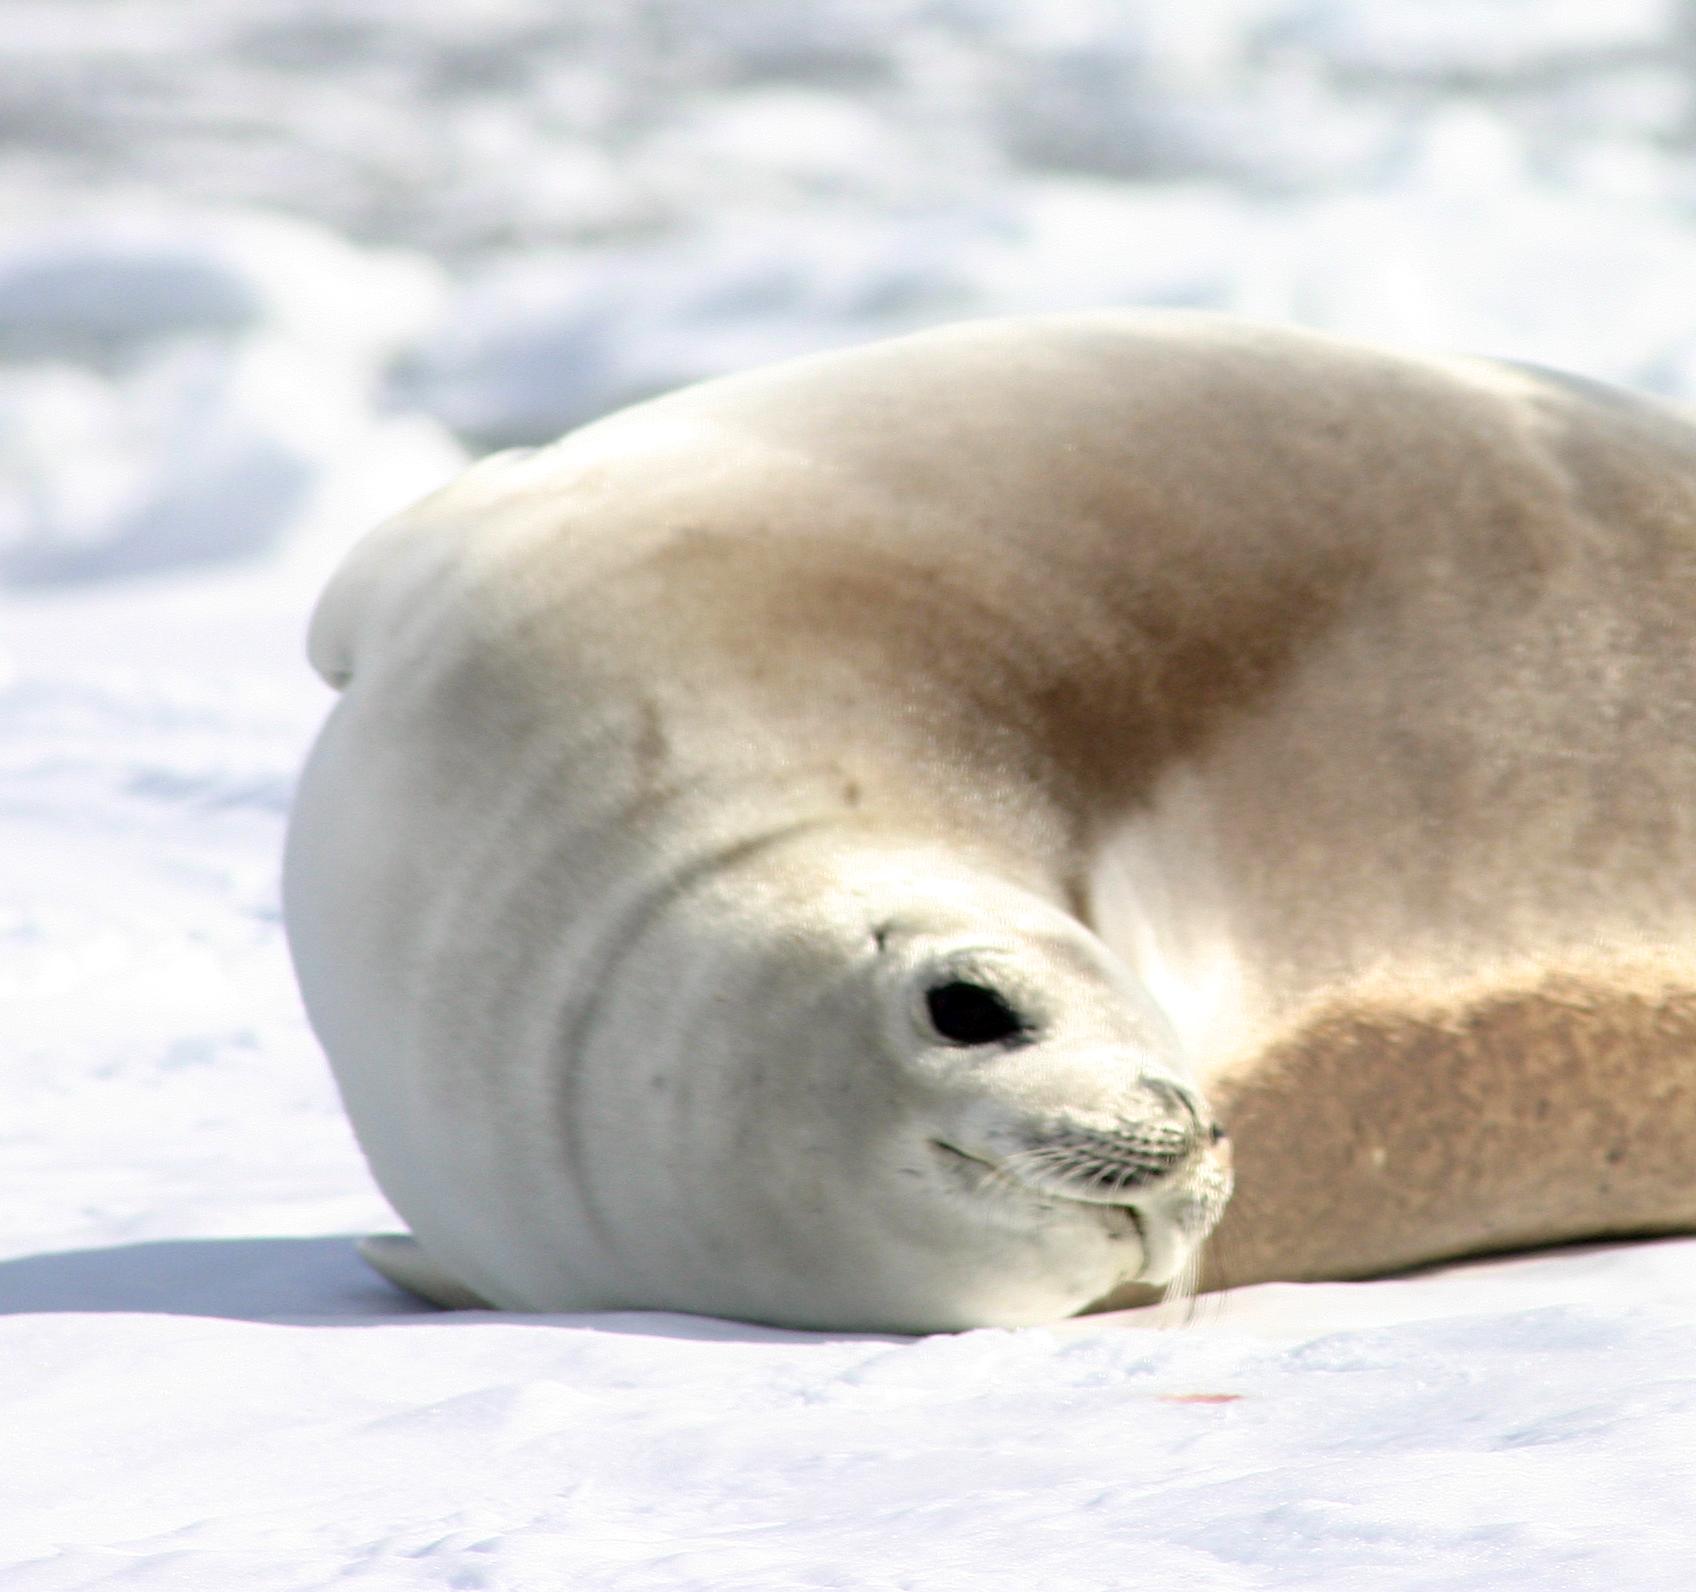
924,981,1030,1046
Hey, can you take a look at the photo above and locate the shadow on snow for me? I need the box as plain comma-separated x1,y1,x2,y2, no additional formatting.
0,1236,872,1343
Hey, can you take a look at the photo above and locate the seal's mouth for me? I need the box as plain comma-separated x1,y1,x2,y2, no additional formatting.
930,1138,1004,1185
928,1135,1231,1286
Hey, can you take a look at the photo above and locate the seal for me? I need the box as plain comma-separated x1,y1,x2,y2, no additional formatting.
283,312,1696,1331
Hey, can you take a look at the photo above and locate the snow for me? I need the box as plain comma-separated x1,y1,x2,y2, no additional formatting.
5,3,1696,1586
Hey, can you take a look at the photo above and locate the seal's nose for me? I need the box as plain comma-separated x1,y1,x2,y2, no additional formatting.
1031,1078,1217,1199
1136,1074,1224,1156
1056,1074,1230,1195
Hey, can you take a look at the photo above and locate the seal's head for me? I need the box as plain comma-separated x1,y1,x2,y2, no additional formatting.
553,833,1232,1332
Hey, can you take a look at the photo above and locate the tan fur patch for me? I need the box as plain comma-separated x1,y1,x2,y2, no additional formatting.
1205,967,1696,1289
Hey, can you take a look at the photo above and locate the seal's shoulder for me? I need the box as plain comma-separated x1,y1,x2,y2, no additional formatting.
306,447,546,690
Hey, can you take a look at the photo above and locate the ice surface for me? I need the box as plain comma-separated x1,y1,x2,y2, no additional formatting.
5,2,1696,1586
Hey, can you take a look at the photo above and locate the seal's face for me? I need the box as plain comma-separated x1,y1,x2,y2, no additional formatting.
866,885,1234,1309
582,841,1233,1332
887,941,1231,1287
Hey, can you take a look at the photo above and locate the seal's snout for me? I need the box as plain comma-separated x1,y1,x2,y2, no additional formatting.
1035,1125,1190,1196
1019,1078,1232,1288
965,1069,1218,1199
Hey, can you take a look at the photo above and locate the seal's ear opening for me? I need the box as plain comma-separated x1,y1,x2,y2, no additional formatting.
924,980,1031,1046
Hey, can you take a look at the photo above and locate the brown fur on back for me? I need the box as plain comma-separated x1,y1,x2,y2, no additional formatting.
1091,964,1696,1310
1211,966,1696,1292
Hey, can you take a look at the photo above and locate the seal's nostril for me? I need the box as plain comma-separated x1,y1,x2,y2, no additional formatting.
1209,1121,1227,1146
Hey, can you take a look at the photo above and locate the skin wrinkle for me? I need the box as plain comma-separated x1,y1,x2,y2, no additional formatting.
548,815,851,1283
528,735,881,1265
408,743,616,1275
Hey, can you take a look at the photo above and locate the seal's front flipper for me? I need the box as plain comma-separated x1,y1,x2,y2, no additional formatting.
359,1233,493,1310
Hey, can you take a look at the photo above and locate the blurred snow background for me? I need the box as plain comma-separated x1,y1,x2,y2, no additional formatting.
5,3,1696,1587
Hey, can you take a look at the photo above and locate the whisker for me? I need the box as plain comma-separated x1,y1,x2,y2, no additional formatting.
1000,1139,1181,1199
1159,1247,1203,1326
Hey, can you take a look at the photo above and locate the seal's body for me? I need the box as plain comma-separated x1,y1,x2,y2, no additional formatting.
285,313,1696,1330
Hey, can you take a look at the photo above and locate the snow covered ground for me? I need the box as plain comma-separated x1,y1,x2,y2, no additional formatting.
6,2,1696,1586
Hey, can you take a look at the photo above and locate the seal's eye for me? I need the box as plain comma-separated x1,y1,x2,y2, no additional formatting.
924,980,1030,1046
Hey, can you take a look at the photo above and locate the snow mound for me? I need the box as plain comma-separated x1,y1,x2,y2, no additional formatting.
0,212,461,587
